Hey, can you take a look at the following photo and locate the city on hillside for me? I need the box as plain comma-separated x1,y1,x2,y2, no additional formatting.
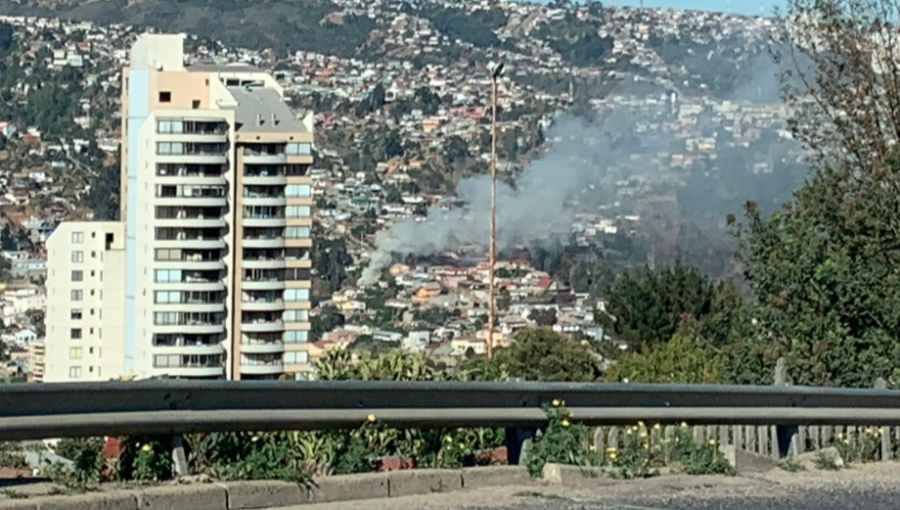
0,0,804,384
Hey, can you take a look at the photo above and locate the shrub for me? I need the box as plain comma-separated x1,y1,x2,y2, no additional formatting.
525,401,602,477
0,442,26,469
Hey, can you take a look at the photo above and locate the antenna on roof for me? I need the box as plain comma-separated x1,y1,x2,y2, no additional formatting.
271,113,276,126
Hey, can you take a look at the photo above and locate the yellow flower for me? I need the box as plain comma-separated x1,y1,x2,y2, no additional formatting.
637,421,645,428
141,444,152,453
708,439,716,445
589,445,596,452
879,427,886,435
458,443,466,449
866,428,874,435
837,433,843,439
625,428,633,435
561,419,570,427
642,443,649,449
251,435,259,442
605,447,617,452
609,452,617,460
680,422,688,428
551,399,561,407
639,431,647,438
653,423,661,430
444,436,453,444
367,414,377,422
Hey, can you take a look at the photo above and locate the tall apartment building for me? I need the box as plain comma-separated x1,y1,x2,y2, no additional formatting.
44,33,315,382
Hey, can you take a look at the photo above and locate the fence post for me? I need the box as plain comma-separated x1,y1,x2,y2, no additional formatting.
171,434,189,477
774,358,799,457
875,377,892,461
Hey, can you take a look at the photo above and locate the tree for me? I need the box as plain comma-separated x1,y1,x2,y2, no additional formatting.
529,308,557,326
604,333,721,384
604,262,716,347
730,0,900,387
0,22,12,55
371,83,386,110
495,327,601,381
311,306,345,342
0,225,16,251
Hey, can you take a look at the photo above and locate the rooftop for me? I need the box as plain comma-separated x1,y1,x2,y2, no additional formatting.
226,87,308,134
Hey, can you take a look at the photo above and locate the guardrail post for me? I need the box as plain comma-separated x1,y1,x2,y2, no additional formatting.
505,427,535,466
875,377,892,461
773,358,799,457
171,434,189,477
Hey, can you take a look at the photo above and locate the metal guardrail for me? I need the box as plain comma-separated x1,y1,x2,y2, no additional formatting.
2,380,900,441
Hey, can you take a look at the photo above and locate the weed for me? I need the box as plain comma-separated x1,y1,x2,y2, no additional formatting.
525,401,603,478
813,451,841,470
777,457,805,472
0,489,28,499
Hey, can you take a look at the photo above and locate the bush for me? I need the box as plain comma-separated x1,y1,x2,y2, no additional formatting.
525,401,602,477
0,442,26,469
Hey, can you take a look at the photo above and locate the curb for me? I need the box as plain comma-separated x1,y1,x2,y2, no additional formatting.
0,466,534,510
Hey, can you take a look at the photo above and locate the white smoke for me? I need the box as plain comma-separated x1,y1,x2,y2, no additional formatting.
358,115,622,286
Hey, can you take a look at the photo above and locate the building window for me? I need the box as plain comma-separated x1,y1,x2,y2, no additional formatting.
284,288,309,302
284,226,310,239
159,91,171,103
155,291,181,304
69,347,82,359
284,309,309,323
157,120,184,133
285,142,312,155
155,248,181,261
192,100,200,109
69,366,82,379
71,309,82,320
284,330,309,344
285,206,311,218
71,290,83,301
71,251,84,263
71,231,84,244
285,184,311,198
70,328,82,340
156,142,184,155
154,269,182,283
71,270,83,282
284,351,309,364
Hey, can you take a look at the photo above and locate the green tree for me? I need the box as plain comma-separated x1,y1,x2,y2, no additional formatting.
312,237,352,299
604,262,715,347
730,0,900,387
0,22,12,55
495,327,601,381
604,333,721,384
0,224,16,251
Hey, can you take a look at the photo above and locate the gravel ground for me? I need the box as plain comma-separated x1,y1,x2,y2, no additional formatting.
288,463,900,510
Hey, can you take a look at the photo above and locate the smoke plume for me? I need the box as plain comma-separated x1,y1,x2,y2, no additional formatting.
358,115,624,286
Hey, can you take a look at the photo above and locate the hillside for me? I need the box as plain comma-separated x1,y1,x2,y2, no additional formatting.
0,0,778,100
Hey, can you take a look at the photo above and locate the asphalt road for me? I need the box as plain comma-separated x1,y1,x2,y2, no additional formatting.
288,463,900,510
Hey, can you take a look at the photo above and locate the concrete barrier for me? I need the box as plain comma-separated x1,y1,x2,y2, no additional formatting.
461,466,532,489
541,463,619,487
308,473,390,504
221,481,309,509
388,469,462,497
137,485,227,510
2,466,540,510
36,491,137,510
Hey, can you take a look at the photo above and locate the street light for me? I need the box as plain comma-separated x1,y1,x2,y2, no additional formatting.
487,61,504,360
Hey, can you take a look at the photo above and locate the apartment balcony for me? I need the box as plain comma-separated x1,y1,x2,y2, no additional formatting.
155,196,228,208
243,217,286,228
242,174,286,186
240,360,284,376
242,258,286,270
240,340,285,355
157,153,228,165
154,280,226,292
153,343,225,357
157,131,229,144
242,237,284,249
155,238,226,250
153,323,225,335
155,259,225,271
243,153,286,165
160,365,225,378
242,196,286,207
241,279,285,291
241,320,285,333
241,298,285,312
156,217,226,229
160,302,227,314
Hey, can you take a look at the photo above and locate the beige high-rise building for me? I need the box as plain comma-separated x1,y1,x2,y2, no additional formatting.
44,33,314,382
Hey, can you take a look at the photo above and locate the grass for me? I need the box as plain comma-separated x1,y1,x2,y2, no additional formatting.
778,457,805,472
813,451,841,470
0,489,28,499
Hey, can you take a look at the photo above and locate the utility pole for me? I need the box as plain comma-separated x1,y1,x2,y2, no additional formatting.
487,62,504,360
